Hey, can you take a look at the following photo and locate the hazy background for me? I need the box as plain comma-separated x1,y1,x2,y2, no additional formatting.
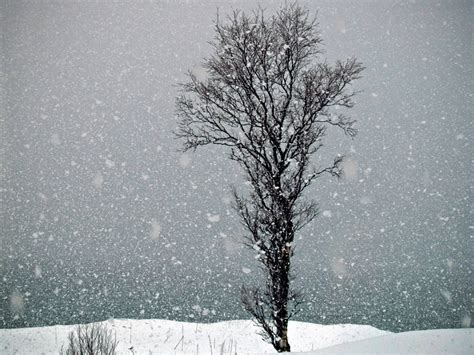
1,0,472,331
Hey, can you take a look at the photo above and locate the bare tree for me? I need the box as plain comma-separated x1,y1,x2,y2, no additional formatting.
61,323,118,355
176,3,363,352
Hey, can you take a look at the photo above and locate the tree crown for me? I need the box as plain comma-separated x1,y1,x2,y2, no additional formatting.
176,4,364,229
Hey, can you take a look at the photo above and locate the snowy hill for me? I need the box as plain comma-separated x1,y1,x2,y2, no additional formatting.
1,319,471,354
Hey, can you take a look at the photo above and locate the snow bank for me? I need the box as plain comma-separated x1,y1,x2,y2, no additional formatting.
1,318,471,354
0,319,386,354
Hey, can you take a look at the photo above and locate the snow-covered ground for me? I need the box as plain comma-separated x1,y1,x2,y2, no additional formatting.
0,318,472,354
307,328,473,354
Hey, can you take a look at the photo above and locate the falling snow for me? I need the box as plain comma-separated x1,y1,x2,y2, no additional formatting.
1,0,471,344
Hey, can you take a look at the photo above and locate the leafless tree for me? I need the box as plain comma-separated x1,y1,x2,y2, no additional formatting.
176,3,363,352
61,323,118,355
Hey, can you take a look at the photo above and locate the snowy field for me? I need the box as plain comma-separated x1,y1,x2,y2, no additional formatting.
1,319,472,354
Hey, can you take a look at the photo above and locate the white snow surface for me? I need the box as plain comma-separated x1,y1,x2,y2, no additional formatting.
304,328,473,354
0,319,471,354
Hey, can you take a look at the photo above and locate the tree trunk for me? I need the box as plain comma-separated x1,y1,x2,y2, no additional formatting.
274,246,291,352
278,327,290,352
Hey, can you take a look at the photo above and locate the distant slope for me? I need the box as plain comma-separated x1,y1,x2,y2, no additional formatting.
303,328,474,355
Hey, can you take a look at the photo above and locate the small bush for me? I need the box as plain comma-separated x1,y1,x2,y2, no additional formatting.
61,323,118,355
